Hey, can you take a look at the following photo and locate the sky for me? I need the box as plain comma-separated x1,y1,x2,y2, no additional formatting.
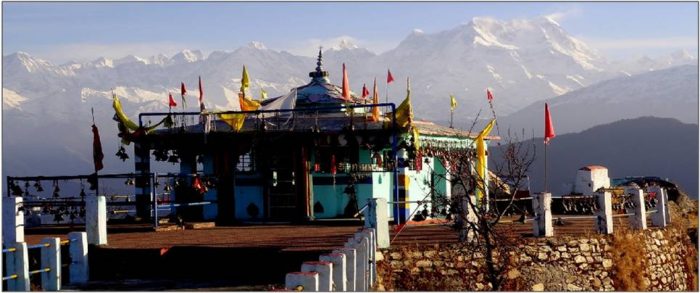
2,1,698,64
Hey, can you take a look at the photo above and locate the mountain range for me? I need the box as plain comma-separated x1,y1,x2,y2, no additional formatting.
2,15,698,183
491,117,699,199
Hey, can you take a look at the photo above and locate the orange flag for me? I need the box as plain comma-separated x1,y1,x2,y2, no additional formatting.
341,63,352,102
371,78,380,121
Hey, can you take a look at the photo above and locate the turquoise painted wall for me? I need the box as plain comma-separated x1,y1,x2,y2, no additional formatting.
312,174,351,218
234,175,264,220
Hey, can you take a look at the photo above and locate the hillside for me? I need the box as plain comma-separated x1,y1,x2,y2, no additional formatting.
491,116,699,198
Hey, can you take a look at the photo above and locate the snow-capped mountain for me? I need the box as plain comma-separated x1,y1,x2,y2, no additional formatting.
608,49,697,76
494,64,699,136
2,15,697,177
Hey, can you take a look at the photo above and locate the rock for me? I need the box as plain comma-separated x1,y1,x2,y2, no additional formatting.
476,283,484,290
412,251,423,258
661,277,668,284
569,247,580,253
507,268,521,279
410,266,420,274
552,251,561,260
593,278,602,288
390,252,402,260
538,252,548,260
520,255,532,263
557,245,568,252
603,277,612,286
579,262,588,269
586,256,594,263
590,238,599,245
416,260,432,268
562,252,570,258
531,283,545,291
476,273,484,282
568,240,579,246
567,283,583,291
580,243,591,252
424,250,437,258
376,252,384,261
575,255,586,263
447,269,458,275
602,259,613,268
390,260,402,269
660,254,667,262
654,239,661,246
433,260,444,267
457,255,464,261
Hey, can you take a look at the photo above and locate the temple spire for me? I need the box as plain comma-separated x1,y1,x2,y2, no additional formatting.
309,46,329,79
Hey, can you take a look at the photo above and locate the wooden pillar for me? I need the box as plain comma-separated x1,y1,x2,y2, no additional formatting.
134,142,152,219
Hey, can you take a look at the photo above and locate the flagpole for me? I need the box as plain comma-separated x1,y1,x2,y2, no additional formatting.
450,110,454,128
544,142,548,193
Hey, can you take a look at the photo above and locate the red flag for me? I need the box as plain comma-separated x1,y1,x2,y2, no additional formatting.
181,82,187,96
330,154,337,175
387,69,394,84
487,89,494,102
341,63,352,102
361,83,369,99
168,93,177,108
198,76,204,103
198,76,206,111
544,103,556,144
92,124,104,172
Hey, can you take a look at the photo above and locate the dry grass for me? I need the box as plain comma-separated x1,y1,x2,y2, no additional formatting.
610,225,649,291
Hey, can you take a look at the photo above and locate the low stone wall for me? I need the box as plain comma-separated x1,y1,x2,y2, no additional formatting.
642,229,693,291
377,227,696,291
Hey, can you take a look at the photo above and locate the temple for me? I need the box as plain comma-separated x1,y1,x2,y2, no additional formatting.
119,49,497,224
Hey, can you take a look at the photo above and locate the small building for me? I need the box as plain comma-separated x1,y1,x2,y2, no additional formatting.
119,50,497,224
574,165,611,195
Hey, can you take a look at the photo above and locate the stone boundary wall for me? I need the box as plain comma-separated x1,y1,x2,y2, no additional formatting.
377,228,696,291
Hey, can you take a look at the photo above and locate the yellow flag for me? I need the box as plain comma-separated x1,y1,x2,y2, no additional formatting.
239,92,261,111
218,113,246,132
394,77,413,129
112,94,139,131
412,127,421,151
475,119,496,201
241,65,250,92
450,94,457,112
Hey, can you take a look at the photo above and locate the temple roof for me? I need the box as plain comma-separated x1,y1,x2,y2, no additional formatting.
294,48,358,107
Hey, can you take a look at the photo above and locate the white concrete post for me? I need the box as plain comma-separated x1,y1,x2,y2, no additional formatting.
320,253,346,291
364,229,376,287
626,188,647,230
68,231,89,284
663,188,671,224
348,234,369,291
41,237,61,291
596,191,613,234
5,242,30,291
649,186,668,228
356,229,375,288
285,272,319,291
3,196,24,245
86,195,108,245
301,261,333,292
532,192,553,237
333,248,356,291
364,198,390,249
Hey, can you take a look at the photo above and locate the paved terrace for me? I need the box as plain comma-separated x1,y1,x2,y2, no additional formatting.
21,217,654,290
